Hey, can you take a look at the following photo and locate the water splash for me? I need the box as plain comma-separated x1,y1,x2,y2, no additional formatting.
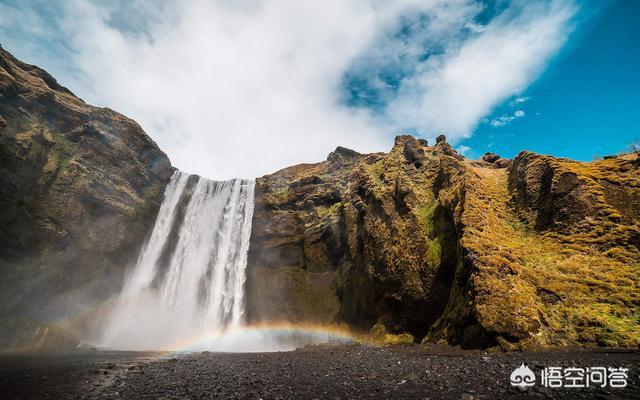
101,171,255,350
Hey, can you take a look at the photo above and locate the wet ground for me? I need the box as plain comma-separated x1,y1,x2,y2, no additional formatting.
0,346,638,399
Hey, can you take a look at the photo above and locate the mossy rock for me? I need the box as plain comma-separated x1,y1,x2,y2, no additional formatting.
369,322,415,345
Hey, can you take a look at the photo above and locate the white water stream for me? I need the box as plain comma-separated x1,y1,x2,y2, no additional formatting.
101,171,255,350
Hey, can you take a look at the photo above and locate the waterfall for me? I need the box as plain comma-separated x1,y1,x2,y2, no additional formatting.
101,171,255,350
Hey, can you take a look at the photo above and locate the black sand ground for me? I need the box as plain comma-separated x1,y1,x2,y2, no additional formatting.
0,346,638,399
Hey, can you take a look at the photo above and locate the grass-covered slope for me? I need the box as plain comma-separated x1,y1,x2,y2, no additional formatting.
431,153,639,349
247,135,640,349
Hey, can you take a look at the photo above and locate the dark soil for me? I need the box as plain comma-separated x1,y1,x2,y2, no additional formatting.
0,346,638,399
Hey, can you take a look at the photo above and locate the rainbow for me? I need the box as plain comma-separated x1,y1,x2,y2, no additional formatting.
51,289,380,354
53,295,373,353
154,322,371,353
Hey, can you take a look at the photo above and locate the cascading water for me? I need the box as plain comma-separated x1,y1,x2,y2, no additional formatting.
101,171,255,350
101,171,352,352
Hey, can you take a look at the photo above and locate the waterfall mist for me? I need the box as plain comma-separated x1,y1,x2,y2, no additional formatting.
101,171,255,350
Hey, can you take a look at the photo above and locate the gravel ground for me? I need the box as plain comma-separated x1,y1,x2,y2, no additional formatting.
0,346,638,399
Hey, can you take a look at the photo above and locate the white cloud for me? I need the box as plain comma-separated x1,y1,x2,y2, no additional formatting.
386,1,575,140
511,96,531,105
464,22,486,33
456,144,472,156
490,109,526,127
0,0,578,179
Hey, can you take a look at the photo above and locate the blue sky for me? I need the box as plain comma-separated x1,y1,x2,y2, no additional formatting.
460,0,640,160
0,1,637,178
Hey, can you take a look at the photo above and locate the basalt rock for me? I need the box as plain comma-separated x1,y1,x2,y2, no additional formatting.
400,135,426,168
327,146,360,162
0,45,173,347
479,152,511,169
482,152,500,163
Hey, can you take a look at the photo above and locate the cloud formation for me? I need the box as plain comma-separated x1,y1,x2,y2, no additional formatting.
0,0,577,178
510,96,531,106
490,109,526,127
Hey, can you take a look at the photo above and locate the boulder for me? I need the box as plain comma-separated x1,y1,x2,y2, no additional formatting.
401,137,425,168
327,146,360,162
482,152,501,163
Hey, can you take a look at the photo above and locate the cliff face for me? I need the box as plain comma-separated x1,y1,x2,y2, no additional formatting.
247,137,640,349
0,46,173,349
245,136,474,338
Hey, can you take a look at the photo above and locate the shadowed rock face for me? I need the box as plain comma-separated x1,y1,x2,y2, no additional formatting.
0,46,173,348
0,317,79,351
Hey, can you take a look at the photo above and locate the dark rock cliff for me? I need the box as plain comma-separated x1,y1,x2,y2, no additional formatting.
0,46,173,349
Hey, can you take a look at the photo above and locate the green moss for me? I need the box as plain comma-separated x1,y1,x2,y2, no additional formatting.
264,186,292,205
366,160,385,189
417,201,438,236
315,202,342,219
425,237,441,267
138,184,163,221
369,322,415,345
44,128,77,174
454,165,640,348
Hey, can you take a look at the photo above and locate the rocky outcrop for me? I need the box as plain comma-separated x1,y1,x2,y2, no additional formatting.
337,136,466,337
245,146,369,323
477,152,511,169
247,136,468,338
482,152,500,164
509,151,640,241
0,45,173,347
247,136,640,349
